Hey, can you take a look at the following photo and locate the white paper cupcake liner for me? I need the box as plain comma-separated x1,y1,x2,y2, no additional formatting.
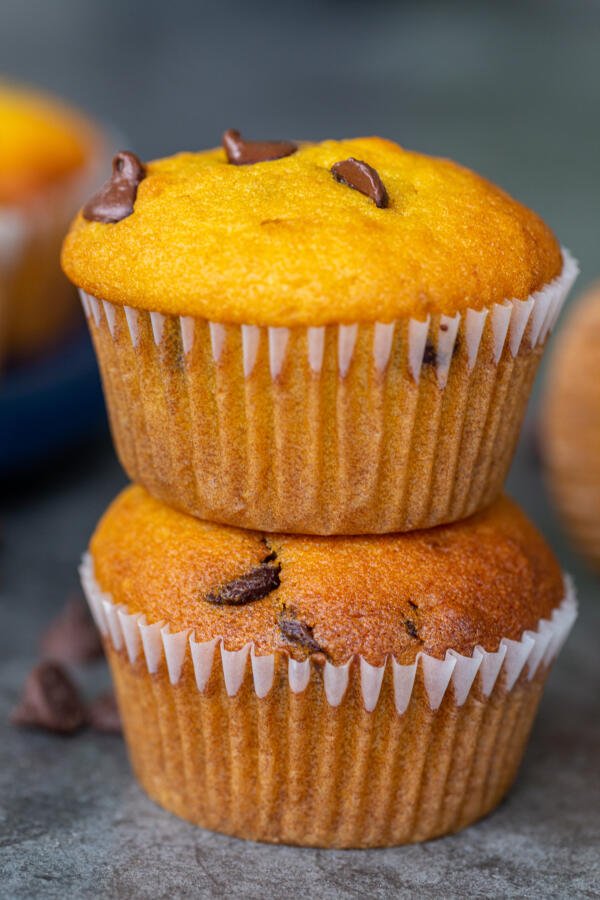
80,553,577,714
80,248,578,384
78,248,578,535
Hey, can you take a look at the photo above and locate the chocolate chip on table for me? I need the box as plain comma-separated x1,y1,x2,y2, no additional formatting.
331,157,389,208
82,150,146,223
89,691,122,734
206,561,281,606
11,662,87,734
40,594,103,664
279,611,324,655
222,129,297,165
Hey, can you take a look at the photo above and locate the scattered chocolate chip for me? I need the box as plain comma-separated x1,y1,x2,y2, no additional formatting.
404,619,420,640
422,341,437,366
40,594,103,664
10,662,87,734
82,151,146,223
89,691,122,734
279,611,323,654
223,129,297,165
331,157,389,208
206,562,281,606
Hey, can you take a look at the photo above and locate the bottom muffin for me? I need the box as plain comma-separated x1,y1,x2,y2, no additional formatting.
83,486,576,848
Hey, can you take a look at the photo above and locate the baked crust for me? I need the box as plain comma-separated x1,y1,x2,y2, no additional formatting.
62,137,562,325
91,485,564,664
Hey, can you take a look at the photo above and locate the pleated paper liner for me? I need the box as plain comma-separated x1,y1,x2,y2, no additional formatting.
80,250,578,534
81,554,577,848
0,140,107,360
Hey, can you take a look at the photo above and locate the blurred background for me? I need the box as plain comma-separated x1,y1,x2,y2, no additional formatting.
1,0,599,893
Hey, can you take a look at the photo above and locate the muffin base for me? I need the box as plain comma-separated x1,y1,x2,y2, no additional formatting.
81,251,577,534
83,557,576,848
109,646,548,847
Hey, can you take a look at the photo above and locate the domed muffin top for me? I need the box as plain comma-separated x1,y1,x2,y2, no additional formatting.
0,84,94,204
62,135,562,327
91,485,564,665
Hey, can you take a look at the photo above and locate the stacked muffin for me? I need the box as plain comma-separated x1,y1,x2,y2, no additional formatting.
0,83,104,364
62,135,578,847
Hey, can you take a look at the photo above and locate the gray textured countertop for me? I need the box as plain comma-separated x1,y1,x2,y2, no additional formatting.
1,436,599,899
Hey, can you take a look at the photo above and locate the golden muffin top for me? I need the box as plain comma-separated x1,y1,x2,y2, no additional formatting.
61,135,562,327
0,84,94,204
91,485,564,665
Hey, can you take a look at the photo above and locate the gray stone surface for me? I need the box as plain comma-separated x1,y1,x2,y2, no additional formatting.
2,1,600,896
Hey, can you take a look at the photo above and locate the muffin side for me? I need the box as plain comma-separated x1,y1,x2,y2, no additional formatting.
80,249,577,533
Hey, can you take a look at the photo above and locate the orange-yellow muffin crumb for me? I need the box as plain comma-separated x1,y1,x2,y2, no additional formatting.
62,137,562,326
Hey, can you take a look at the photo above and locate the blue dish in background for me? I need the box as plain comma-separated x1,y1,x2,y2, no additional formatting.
0,326,107,476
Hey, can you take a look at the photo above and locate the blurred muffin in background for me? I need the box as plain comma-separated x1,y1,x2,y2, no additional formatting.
0,82,104,363
542,281,600,571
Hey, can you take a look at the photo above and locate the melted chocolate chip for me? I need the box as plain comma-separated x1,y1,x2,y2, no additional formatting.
223,129,297,165
206,562,281,606
82,151,146,223
404,619,420,640
422,334,461,369
422,341,437,366
89,691,122,734
279,611,323,654
40,594,103,664
11,662,87,734
331,157,389,208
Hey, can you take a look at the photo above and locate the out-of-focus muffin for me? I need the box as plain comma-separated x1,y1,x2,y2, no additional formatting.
0,83,104,362
82,485,576,847
542,281,600,570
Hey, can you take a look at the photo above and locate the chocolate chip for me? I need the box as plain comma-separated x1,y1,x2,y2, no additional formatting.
331,158,389,208
82,151,146,223
11,662,87,734
89,691,122,734
422,341,437,366
206,562,281,606
404,619,420,640
279,611,323,654
40,594,103,664
223,129,297,165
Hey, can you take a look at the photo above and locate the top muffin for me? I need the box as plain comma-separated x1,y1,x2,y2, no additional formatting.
0,83,93,204
62,135,561,326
